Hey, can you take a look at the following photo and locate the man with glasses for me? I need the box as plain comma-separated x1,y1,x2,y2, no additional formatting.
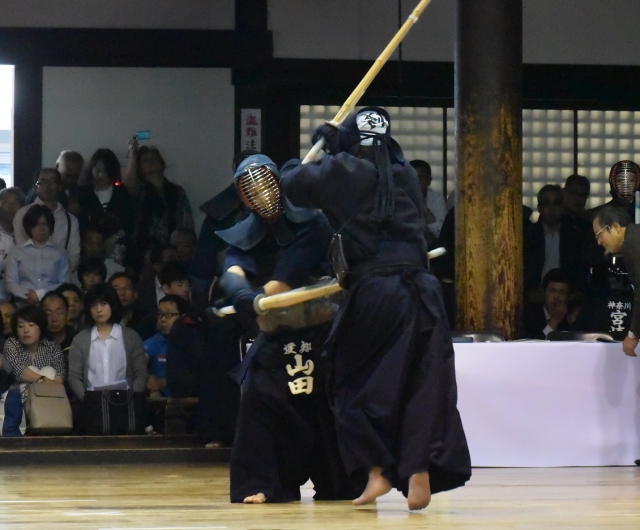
593,205,640,467
41,291,76,359
25,151,84,216
593,206,640,357
13,168,81,273
144,294,203,399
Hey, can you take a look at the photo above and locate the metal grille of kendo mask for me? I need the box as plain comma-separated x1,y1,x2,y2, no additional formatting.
609,160,640,204
236,164,282,219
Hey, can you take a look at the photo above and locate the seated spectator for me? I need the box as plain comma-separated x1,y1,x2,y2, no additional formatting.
78,149,134,265
124,139,193,270
1,301,15,338
67,283,148,401
5,204,70,304
135,243,179,317
56,283,83,332
26,151,84,216
524,184,587,295
160,263,207,314
170,227,197,269
77,258,107,292
410,159,447,242
14,168,81,273
0,305,65,436
80,226,125,282
3,304,65,385
143,296,182,398
145,294,203,399
524,269,574,339
41,291,76,356
109,272,153,340
0,187,26,237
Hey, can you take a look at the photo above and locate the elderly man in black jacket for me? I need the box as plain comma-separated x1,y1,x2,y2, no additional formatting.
592,205,640,357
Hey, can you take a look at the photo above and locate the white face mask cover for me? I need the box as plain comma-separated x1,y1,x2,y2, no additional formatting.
356,111,389,146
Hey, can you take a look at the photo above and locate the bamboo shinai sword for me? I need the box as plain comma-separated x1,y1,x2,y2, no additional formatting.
301,0,434,164
215,247,446,317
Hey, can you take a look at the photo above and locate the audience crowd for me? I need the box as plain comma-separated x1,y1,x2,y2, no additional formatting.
0,145,635,439
429,161,639,341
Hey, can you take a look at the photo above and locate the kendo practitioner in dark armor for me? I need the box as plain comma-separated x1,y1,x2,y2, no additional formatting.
280,107,471,510
214,154,358,504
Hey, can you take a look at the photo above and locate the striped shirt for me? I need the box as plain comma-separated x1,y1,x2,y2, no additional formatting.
3,337,66,381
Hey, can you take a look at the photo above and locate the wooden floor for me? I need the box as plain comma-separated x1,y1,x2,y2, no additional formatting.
0,465,639,529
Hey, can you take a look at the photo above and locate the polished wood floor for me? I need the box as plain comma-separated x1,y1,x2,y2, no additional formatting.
0,465,638,529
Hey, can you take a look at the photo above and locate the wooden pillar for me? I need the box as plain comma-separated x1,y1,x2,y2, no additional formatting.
455,0,523,339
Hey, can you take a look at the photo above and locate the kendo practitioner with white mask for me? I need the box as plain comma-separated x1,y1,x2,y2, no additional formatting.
280,107,471,510
213,154,359,504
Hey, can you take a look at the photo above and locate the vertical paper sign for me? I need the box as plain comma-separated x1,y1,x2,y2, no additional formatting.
241,109,261,152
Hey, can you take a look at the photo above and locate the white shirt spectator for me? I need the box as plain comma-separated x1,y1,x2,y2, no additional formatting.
87,323,128,390
0,228,14,302
5,239,70,300
13,198,81,273
425,188,448,239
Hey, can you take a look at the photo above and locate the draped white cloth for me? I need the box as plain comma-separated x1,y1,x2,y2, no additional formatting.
455,341,640,466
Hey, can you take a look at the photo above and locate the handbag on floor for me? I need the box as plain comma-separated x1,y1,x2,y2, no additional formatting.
83,390,146,435
25,382,73,435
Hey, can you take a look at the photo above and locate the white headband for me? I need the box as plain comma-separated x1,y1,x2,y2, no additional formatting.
356,111,389,146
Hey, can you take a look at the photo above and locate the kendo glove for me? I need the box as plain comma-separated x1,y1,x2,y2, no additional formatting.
206,297,232,320
232,287,266,319
312,123,339,154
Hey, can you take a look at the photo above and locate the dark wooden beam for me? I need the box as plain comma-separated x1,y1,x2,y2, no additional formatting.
455,0,523,339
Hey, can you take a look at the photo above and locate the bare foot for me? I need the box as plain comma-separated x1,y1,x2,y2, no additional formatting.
407,471,431,510
243,493,266,504
353,467,392,506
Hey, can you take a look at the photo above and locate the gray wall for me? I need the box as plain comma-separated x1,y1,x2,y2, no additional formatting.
268,0,640,65
2,0,639,65
42,67,235,231
0,0,234,29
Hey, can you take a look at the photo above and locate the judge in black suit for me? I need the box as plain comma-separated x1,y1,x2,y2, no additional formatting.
524,185,588,294
592,206,640,357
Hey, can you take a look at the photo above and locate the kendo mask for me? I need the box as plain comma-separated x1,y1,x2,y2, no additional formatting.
234,154,283,220
609,160,640,204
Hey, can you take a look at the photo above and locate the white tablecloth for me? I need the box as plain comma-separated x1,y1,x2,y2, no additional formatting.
455,341,640,466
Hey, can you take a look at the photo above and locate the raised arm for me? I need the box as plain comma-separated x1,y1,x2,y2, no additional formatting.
123,136,142,197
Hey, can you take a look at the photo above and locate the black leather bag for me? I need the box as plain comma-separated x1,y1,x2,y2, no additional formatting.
83,390,146,435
